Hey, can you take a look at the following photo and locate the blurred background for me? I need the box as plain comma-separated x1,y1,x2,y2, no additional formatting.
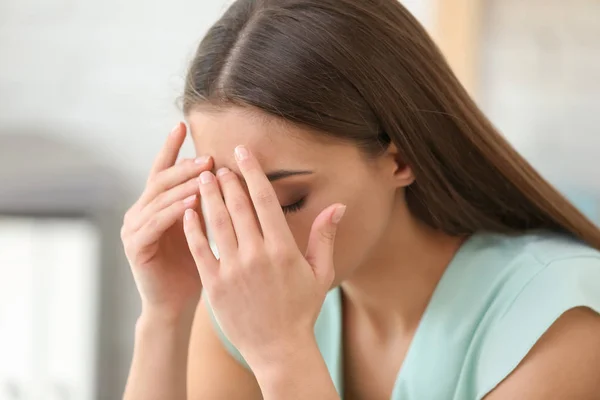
0,0,598,398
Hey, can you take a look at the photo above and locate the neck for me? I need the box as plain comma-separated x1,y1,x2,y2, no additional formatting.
341,206,466,336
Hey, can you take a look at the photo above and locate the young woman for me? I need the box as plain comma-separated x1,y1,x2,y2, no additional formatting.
122,0,600,399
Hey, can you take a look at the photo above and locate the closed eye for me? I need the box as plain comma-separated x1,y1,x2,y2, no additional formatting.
281,197,306,215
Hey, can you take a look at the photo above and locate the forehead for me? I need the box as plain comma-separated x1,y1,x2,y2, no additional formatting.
187,107,328,171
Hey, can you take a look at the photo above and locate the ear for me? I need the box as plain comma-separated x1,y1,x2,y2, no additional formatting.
384,143,415,188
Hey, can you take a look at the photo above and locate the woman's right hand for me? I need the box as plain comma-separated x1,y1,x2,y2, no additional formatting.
121,122,213,320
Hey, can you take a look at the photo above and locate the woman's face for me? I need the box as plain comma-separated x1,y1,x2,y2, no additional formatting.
188,107,410,285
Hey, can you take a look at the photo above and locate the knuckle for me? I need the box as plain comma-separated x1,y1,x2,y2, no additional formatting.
255,188,276,206
229,196,249,214
267,243,295,264
123,237,140,259
221,265,238,280
319,229,336,242
151,191,169,210
121,207,139,233
214,269,236,293
211,211,231,230
145,215,160,231
149,172,169,191
146,172,163,188
120,225,129,241
241,163,257,173
123,209,134,226
189,236,207,255
240,246,264,265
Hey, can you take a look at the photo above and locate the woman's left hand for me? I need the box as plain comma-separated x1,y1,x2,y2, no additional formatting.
183,145,346,370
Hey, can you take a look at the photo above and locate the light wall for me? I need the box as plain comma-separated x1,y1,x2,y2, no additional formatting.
426,0,599,200
0,1,234,398
0,1,234,187
430,0,482,96
480,0,600,194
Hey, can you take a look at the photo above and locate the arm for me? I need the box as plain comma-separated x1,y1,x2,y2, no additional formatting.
484,307,600,400
121,123,213,400
251,336,340,400
189,297,338,400
125,295,265,400
187,296,263,399
124,307,196,400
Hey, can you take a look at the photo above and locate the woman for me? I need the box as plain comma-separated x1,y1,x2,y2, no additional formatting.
122,0,600,399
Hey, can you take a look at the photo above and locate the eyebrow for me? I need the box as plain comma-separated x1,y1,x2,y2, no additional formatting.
265,170,314,182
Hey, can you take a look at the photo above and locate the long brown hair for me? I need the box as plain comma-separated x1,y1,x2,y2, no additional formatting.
183,0,600,249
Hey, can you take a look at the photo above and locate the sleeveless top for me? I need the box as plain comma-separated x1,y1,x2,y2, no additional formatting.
206,232,600,399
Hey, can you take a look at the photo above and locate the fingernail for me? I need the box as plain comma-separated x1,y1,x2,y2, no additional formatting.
235,145,249,161
195,155,210,165
183,194,197,204
332,205,347,225
185,208,194,221
199,171,215,184
170,122,181,136
216,167,230,177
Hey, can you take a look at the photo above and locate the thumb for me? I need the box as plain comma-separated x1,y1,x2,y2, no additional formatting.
305,204,346,280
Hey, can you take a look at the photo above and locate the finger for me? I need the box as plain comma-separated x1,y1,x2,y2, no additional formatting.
184,209,218,283
198,171,238,260
216,167,262,249
305,204,346,282
132,177,200,231
149,122,186,179
139,156,212,208
132,195,200,249
234,145,294,244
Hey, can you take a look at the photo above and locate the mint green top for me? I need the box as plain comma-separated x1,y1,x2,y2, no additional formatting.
207,232,600,399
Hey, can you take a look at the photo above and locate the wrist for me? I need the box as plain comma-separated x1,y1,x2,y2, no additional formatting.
139,295,199,327
248,332,320,380
137,302,197,336
134,311,195,362
251,336,338,399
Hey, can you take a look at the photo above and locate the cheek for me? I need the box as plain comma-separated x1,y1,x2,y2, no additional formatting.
285,208,321,252
330,208,382,282
286,205,391,284
330,187,394,283
284,175,394,284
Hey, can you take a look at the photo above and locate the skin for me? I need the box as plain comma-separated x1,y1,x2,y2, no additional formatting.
485,307,600,400
123,107,600,400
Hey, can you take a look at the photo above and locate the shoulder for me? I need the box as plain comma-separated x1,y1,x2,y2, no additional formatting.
484,307,600,399
467,232,600,399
